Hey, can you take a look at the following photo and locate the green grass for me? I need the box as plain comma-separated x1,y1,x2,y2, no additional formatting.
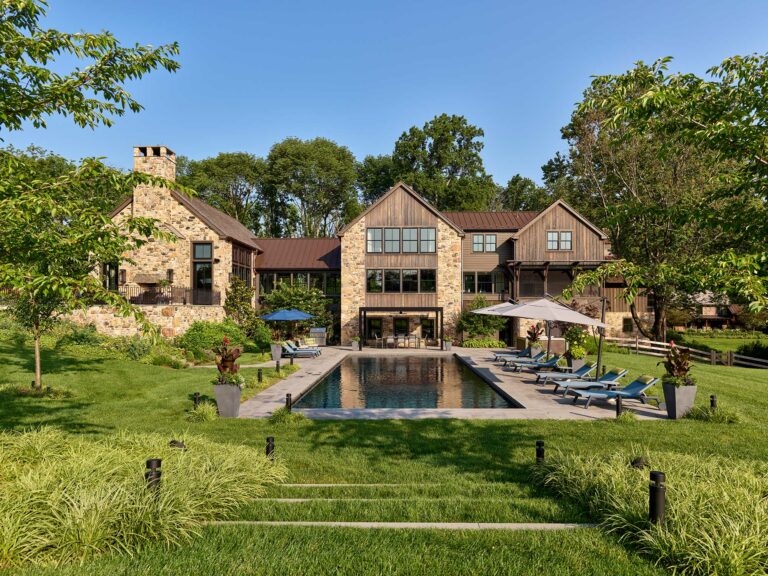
0,328,766,574
677,335,765,353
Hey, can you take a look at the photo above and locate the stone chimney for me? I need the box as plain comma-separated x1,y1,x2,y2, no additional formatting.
133,146,176,181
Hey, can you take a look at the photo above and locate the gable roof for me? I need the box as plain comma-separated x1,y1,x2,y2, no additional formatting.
443,211,540,231
337,182,465,236
254,238,341,270
512,199,608,239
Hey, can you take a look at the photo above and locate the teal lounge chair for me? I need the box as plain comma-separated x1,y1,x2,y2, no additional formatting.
290,340,321,354
570,375,661,409
506,355,562,373
554,368,628,395
493,347,531,361
500,351,545,366
282,343,319,358
535,361,596,384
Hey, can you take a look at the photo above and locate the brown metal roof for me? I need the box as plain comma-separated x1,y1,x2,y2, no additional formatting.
254,238,341,270
442,211,540,231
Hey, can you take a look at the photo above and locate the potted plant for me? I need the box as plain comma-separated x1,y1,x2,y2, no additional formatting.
659,341,698,419
527,323,544,356
212,337,244,418
444,336,453,351
563,326,588,370
350,335,360,351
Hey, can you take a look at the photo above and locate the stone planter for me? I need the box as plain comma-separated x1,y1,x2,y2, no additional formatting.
214,384,241,418
444,341,452,351
270,344,283,362
662,382,697,419
566,357,586,371
350,341,360,351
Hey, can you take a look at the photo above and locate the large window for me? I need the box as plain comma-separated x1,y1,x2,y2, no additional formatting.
477,273,493,293
464,272,476,294
384,228,400,253
366,318,382,339
366,269,383,292
402,269,418,292
402,228,418,253
232,245,252,286
326,273,341,295
546,230,573,251
519,270,545,297
420,269,436,292
485,234,497,253
420,228,436,252
384,269,401,292
192,242,214,304
472,234,497,253
367,228,382,253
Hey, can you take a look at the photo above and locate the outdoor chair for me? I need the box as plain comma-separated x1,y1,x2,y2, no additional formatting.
500,351,545,367
505,354,561,373
282,343,320,358
553,368,628,395
569,375,661,409
293,339,321,352
386,336,395,348
493,347,531,361
535,361,596,384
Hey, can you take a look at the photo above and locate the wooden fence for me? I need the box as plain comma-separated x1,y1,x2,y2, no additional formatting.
604,336,768,369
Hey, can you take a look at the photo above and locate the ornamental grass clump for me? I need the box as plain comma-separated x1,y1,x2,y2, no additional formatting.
534,448,768,576
0,427,286,567
184,401,218,422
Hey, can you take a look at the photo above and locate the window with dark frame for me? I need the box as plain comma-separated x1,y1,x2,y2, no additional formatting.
402,269,418,292
402,228,418,252
477,273,493,293
419,269,436,292
546,231,559,250
559,231,572,251
102,263,118,291
366,228,382,253
260,273,275,295
472,235,484,252
325,273,341,295
622,318,634,333
494,272,506,295
420,228,436,252
366,318,383,339
384,228,400,253
232,245,252,287
366,269,383,292
384,269,401,292
546,230,573,251
464,272,476,293
192,242,214,304
485,234,496,253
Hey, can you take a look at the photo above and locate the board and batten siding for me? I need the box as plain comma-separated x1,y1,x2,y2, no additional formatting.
461,231,515,271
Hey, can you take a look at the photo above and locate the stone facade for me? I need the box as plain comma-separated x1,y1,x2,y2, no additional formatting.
339,214,367,344
436,218,462,337
70,305,226,338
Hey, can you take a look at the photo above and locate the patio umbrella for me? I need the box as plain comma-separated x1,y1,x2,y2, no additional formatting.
473,298,606,362
260,309,315,340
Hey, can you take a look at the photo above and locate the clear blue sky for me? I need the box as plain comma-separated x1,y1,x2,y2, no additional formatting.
7,0,768,183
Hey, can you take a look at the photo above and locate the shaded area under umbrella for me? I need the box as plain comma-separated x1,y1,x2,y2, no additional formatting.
260,309,315,340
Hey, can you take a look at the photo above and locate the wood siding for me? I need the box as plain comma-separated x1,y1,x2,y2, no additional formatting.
514,204,608,262
365,293,438,307
604,287,650,313
461,232,515,270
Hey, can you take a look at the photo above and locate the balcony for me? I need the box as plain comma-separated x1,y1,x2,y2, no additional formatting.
116,286,221,306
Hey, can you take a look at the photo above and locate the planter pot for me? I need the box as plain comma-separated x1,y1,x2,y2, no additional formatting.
214,384,241,418
530,345,542,357
444,342,453,351
350,341,360,351
567,358,586,371
270,344,283,362
662,383,697,419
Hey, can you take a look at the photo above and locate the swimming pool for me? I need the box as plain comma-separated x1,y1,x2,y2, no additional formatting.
294,355,514,409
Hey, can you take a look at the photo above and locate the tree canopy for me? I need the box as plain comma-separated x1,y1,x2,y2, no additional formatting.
494,174,554,211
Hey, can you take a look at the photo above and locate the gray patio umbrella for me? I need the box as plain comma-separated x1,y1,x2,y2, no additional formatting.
473,298,606,366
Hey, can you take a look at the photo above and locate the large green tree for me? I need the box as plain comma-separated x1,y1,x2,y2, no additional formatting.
392,114,497,211
266,137,360,237
493,174,554,211
356,154,397,206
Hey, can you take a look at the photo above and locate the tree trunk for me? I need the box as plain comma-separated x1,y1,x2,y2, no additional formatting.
34,332,42,390
629,303,653,340
651,298,667,342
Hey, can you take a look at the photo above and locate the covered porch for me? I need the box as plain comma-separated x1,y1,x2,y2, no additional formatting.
357,306,445,351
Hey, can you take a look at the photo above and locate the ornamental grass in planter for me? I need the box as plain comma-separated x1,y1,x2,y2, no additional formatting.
659,341,697,419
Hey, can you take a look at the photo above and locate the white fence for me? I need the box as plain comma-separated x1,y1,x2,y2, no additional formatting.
604,337,768,369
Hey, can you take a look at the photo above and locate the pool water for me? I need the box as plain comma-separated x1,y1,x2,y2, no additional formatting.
294,356,514,409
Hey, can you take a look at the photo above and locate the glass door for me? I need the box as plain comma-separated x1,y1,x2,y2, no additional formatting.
192,243,213,304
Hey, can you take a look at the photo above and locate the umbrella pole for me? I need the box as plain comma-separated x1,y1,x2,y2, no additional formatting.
546,321,552,358
595,297,607,379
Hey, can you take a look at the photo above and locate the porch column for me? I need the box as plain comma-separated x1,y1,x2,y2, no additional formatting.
439,308,444,351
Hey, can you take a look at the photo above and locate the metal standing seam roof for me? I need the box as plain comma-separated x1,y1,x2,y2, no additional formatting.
254,238,341,270
442,211,540,231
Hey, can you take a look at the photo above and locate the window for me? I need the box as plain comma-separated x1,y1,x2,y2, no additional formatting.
485,234,496,253
276,273,291,286
477,273,493,293
420,228,436,252
384,269,401,292
232,245,252,286
293,272,308,287
421,318,435,339
260,273,275,295
402,228,418,253
402,269,418,292
366,318,382,340
472,235,485,252
383,228,400,253
463,272,476,294
519,270,545,297
546,231,573,251
308,272,323,291
394,317,409,335
192,242,214,305
102,263,118,291
622,318,634,333
193,243,212,259
325,273,341,295
366,269,382,292
366,228,382,253
420,269,436,292
494,272,506,295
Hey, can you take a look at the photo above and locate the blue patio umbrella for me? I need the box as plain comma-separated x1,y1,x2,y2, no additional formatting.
260,309,315,321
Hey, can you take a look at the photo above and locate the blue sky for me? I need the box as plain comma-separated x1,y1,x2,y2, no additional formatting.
7,0,768,183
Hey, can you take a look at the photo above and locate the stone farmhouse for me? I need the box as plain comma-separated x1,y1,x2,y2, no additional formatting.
75,145,655,342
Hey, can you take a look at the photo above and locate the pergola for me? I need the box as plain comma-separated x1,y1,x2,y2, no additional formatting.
357,306,445,351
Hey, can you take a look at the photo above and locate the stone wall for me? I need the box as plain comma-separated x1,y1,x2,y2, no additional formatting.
436,218,463,337
340,215,367,344
69,305,226,338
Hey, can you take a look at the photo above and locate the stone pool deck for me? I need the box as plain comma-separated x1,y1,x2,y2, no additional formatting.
238,347,665,421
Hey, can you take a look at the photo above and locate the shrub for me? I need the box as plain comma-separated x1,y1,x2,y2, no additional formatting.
534,449,768,576
223,276,255,326
244,316,272,352
456,295,507,338
148,352,187,369
563,326,588,360
185,401,218,422
56,323,104,346
268,407,307,425
735,340,768,360
176,320,246,361
685,404,741,424
0,427,286,567
460,338,507,348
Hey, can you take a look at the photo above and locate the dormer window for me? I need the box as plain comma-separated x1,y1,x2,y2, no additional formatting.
546,230,572,251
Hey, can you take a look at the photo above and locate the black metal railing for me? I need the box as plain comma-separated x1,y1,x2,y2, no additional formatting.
115,286,221,306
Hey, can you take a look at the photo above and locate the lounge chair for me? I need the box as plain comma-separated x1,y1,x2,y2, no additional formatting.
554,368,628,395
282,343,319,358
506,354,562,373
493,347,531,361
535,361,596,384
500,351,545,366
569,375,661,409
285,341,321,355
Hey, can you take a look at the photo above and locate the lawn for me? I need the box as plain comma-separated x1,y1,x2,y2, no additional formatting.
676,333,766,353
0,330,765,575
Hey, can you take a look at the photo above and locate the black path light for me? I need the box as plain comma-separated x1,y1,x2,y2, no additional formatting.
616,395,623,417
710,394,718,410
193,392,200,409
276,360,281,374
257,368,263,384
649,470,666,525
266,436,275,457
145,459,162,493
536,440,545,464
286,393,292,412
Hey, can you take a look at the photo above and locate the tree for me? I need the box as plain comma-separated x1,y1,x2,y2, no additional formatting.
177,152,270,234
456,296,507,338
223,277,255,326
494,174,554,211
261,282,333,339
392,114,497,211
266,137,360,237
0,0,180,388
357,154,397,206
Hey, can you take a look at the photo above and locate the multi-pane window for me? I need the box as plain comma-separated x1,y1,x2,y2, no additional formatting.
402,269,418,292
308,273,323,290
293,272,308,287
102,262,118,291
622,318,634,333
419,269,436,292
485,234,497,253
260,274,275,295
384,228,400,253
546,231,573,251
420,228,436,252
477,273,493,293
384,269,401,292
472,235,484,252
232,245,252,286
325,273,341,295
464,273,476,293
472,234,497,252
366,269,383,292
494,272,506,295
402,228,418,253
367,228,382,253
